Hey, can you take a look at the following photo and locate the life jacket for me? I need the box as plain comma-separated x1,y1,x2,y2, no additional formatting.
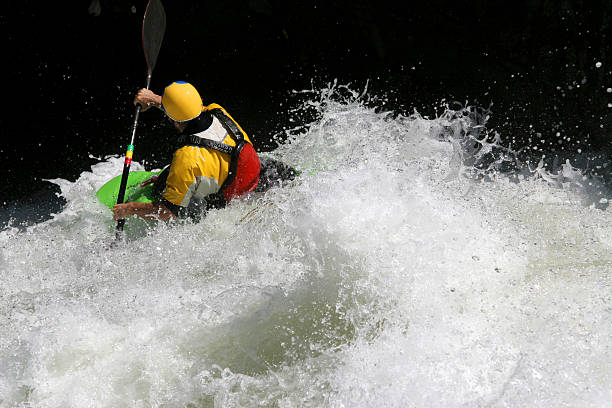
175,108,260,209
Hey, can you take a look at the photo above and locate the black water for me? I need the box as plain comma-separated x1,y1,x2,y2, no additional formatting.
2,0,611,214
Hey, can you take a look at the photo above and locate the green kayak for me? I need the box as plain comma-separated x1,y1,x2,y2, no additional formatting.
96,170,163,210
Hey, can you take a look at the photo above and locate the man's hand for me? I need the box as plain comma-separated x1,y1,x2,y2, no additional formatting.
113,202,176,221
112,202,137,220
134,88,163,112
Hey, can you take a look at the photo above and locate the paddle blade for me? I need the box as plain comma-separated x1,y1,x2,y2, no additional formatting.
142,0,166,74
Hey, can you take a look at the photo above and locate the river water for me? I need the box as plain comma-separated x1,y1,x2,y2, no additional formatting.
1,86,610,407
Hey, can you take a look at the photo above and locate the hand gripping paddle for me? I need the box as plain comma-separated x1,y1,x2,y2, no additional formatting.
115,0,166,236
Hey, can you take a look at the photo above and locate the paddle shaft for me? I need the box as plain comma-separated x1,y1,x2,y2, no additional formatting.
115,0,165,234
115,74,152,232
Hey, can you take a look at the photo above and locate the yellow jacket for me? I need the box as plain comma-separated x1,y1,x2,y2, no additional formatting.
162,104,253,207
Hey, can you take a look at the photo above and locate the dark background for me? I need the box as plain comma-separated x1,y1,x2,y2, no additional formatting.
2,0,611,209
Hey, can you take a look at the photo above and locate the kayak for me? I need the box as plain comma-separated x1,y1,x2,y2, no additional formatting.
96,157,303,211
96,170,163,210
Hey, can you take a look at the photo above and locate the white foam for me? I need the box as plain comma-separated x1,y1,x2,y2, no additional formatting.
0,90,610,407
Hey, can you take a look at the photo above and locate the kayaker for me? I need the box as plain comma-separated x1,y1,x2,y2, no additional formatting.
113,81,295,222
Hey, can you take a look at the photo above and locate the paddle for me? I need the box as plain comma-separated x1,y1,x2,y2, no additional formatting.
115,0,166,235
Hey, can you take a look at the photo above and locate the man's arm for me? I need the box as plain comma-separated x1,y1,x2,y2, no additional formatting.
113,201,176,221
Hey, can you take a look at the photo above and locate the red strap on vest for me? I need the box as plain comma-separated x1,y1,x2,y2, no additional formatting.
222,142,260,203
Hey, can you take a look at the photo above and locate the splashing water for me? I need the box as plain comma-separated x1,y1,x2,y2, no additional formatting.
1,85,610,407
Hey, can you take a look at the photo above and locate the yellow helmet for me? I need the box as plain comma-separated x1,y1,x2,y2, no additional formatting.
161,81,203,122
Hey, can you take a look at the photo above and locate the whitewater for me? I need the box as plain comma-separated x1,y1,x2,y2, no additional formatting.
0,87,610,407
